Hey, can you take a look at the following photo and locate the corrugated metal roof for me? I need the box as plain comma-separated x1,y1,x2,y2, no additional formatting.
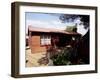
28,25,81,35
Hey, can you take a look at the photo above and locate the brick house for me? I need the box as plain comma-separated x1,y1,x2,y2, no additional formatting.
27,26,81,53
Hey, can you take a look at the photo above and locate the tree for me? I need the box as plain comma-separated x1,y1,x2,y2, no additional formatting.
59,14,90,64
59,14,89,29
65,23,77,32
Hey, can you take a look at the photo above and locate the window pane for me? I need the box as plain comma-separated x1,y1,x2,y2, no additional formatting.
48,39,51,45
41,35,51,45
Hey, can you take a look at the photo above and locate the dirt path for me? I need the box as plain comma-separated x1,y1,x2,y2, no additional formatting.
25,49,53,67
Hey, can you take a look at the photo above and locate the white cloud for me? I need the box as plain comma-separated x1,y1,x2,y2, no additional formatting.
77,24,88,36
26,19,66,33
51,19,62,25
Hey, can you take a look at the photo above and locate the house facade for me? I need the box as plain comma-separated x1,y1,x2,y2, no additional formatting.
27,26,81,53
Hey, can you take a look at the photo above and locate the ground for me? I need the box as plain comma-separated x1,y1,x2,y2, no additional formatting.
25,49,53,67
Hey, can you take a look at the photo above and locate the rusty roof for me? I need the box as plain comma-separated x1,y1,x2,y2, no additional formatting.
28,25,81,35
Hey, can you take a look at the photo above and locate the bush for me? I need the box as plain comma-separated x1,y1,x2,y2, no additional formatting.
50,46,78,66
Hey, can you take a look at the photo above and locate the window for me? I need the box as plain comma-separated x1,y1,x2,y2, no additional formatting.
40,35,51,46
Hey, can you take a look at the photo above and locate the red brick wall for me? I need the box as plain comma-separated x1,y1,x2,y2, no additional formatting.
29,35,46,53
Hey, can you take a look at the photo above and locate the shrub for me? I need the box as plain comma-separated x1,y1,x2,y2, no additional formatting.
50,46,78,66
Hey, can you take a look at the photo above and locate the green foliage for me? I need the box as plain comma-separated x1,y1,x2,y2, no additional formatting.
50,46,88,65
51,47,76,65
59,14,89,29
65,24,77,32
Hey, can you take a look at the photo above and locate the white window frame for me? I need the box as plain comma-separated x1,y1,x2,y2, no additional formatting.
40,35,51,46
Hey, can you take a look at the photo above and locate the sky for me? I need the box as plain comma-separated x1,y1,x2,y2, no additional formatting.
25,12,89,36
